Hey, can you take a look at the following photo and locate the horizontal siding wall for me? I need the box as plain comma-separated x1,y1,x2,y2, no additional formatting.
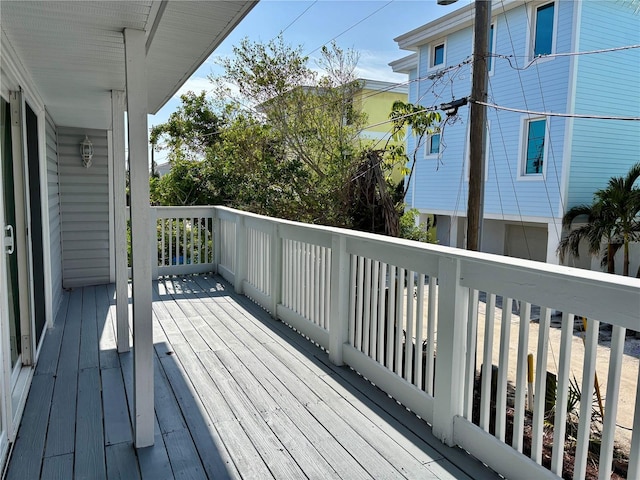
568,1,640,207
45,113,63,313
58,126,110,287
408,1,574,220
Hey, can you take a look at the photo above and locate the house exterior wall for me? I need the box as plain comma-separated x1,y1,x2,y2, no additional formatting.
407,0,575,221
358,88,407,141
58,127,110,287
567,0,640,208
45,113,63,314
396,0,639,269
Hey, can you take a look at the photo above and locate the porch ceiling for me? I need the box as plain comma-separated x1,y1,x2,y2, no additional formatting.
0,1,255,130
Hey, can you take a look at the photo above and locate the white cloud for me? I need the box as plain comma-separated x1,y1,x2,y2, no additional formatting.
173,76,214,98
355,49,407,83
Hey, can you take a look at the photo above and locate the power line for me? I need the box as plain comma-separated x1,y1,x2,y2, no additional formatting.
280,1,318,35
493,43,640,71
473,100,640,121
306,0,395,56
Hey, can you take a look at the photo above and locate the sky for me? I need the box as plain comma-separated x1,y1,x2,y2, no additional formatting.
150,0,469,163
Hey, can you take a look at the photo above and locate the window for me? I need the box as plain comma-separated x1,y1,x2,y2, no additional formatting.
533,2,554,57
432,43,445,68
426,133,440,156
524,118,546,175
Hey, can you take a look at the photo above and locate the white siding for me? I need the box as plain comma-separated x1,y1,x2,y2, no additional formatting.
58,127,110,287
45,113,64,313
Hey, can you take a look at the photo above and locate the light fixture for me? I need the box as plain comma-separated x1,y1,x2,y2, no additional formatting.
81,135,94,168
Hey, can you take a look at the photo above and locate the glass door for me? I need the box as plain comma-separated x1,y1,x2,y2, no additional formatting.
1,97,21,370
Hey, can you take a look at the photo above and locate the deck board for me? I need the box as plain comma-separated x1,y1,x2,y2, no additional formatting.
6,275,500,480
5,375,55,480
40,453,74,480
44,371,77,457
74,367,106,479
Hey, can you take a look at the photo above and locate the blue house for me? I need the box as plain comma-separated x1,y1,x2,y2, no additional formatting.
391,0,640,271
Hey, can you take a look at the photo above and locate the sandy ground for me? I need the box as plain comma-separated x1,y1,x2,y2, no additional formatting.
474,302,638,454
407,286,639,455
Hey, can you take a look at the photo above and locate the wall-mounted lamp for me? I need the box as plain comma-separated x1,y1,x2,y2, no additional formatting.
81,135,94,168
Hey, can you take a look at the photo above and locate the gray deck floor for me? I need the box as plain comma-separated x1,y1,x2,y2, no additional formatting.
5,274,499,480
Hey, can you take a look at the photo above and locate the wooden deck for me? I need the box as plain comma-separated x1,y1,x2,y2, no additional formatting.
5,275,499,480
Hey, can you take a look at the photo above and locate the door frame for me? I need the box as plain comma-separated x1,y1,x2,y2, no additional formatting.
0,40,54,448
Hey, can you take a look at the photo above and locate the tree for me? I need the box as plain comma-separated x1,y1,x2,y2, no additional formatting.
597,163,640,276
212,36,367,226
557,202,618,273
557,163,640,275
150,91,222,160
151,38,437,242
388,101,441,199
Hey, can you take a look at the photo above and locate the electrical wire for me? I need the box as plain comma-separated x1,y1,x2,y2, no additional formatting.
472,101,640,121
280,1,318,35
493,43,640,71
306,0,395,56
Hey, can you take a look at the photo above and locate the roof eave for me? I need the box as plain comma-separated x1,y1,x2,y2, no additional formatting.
389,53,418,74
394,0,521,50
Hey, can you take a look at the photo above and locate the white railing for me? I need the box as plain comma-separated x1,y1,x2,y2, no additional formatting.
153,205,640,480
152,206,215,276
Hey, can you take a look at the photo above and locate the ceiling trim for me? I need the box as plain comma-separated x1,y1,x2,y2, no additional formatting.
145,0,168,54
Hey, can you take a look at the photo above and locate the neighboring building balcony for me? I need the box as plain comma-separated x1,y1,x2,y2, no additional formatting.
6,206,640,479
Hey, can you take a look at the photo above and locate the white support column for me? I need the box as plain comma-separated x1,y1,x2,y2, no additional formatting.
111,90,129,354
124,28,154,448
432,255,468,445
449,215,459,248
329,234,349,366
546,219,562,265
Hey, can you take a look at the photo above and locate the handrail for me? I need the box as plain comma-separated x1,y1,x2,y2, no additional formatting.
151,205,640,480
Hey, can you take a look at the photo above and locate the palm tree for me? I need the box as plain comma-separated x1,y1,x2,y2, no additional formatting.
558,163,640,276
596,163,640,276
558,201,618,273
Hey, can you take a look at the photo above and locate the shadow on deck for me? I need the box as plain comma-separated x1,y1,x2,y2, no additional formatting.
5,274,499,479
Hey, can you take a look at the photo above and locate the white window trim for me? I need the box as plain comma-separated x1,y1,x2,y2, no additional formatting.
518,116,549,180
428,39,447,71
424,132,441,159
525,1,558,62
488,22,497,77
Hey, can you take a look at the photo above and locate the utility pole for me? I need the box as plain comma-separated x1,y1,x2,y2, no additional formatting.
466,0,492,251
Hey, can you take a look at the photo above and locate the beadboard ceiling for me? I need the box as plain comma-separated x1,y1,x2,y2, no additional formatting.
1,1,255,129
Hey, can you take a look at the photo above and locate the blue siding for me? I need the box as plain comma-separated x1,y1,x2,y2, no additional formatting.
407,1,575,219
567,1,640,207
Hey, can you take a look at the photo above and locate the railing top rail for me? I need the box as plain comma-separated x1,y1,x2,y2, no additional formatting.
152,205,215,218
213,206,639,289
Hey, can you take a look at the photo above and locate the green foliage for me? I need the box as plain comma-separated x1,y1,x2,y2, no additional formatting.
399,208,437,243
558,162,640,275
150,91,221,159
151,37,432,239
156,219,213,265
388,101,442,198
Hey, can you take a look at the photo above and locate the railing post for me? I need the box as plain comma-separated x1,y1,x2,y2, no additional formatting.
329,234,349,366
270,223,281,318
213,208,220,274
234,215,247,294
432,255,468,446
151,209,159,280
